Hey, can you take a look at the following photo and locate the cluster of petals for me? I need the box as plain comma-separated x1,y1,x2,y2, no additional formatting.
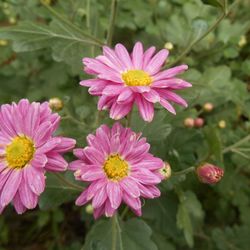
69,122,164,219
80,42,192,122
0,99,76,214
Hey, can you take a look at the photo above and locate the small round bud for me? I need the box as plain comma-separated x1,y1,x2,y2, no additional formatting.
9,17,16,24
0,40,8,46
164,42,174,50
85,204,94,214
184,118,194,128
196,163,224,184
159,162,171,180
238,35,247,48
203,102,214,112
218,120,226,129
194,118,204,128
49,97,64,111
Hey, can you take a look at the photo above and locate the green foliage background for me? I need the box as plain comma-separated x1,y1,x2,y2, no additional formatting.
0,0,250,249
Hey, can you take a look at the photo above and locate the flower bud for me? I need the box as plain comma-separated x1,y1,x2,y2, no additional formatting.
85,204,94,214
203,102,213,112
194,117,204,128
184,118,194,128
218,120,226,129
238,35,247,48
0,40,8,46
164,42,174,50
159,162,171,180
196,163,224,184
49,97,64,111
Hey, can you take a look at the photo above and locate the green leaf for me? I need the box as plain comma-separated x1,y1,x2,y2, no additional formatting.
39,173,79,210
0,20,100,72
204,126,223,163
191,18,208,42
177,202,194,248
84,218,157,250
201,0,223,8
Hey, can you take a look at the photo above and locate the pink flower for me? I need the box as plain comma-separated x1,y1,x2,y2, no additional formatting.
196,163,224,184
69,123,164,219
80,42,192,122
0,99,76,214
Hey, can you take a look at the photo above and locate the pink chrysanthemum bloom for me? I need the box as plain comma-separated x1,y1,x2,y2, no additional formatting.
0,99,76,214
80,42,192,122
69,123,164,219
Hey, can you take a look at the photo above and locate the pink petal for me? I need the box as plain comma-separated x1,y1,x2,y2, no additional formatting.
13,192,27,214
92,185,107,208
115,44,133,69
24,166,45,195
19,181,38,209
120,178,140,198
0,169,22,207
136,95,154,122
142,46,156,69
45,152,68,172
110,102,133,120
159,99,176,114
75,189,88,206
81,168,105,181
93,205,105,219
132,168,161,184
105,200,116,217
123,192,141,210
145,49,169,75
33,121,53,147
117,88,134,104
106,182,122,209
159,90,188,107
102,85,124,96
142,89,160,103
30,153,47,168
153,65,188,81
152,78,192,89
52,137,76,153
132,42,143,69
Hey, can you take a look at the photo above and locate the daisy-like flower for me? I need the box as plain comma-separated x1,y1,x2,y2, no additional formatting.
0,99,76,214
69,123,164,219
80,42,192,122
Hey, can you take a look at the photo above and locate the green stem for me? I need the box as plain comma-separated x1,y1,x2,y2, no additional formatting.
166,5,227,68
125,111,133,127
111,213,118,250
106,0,118,46
223,135,250,153
172,166,195,176
120,206,129,220
54,173,83,191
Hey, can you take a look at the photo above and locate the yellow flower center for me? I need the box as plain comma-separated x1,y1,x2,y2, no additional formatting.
6,136,35,169
103,154,129,181
122,70,152,86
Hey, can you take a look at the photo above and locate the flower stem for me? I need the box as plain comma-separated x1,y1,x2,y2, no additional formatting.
54,173,83,191
172,166,195,176
106,0,118,46
223,135,250,154
111,213,118,250
166,3,228,68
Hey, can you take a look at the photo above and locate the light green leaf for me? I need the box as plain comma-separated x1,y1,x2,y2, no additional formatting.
84,218,157,250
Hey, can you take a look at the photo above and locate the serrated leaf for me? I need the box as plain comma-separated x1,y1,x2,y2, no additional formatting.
39,173,80,210
84,218,157,250
0,20,101,72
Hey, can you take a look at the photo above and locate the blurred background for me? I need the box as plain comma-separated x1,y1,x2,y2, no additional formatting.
0,0,250,249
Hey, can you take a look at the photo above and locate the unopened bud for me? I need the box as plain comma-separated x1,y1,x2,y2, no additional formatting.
194,118,204,128
184,118,194,128
85,204,94,214
218,120,226,129
203,102,213,112
238,35,247,48
8,17,16,24
49,97,64,111
164,42,174,50
159,162,171,180
0,40,8,46
196,163,224,184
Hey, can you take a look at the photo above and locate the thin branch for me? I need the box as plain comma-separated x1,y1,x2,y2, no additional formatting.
106,0,118,46
54,173,83,192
